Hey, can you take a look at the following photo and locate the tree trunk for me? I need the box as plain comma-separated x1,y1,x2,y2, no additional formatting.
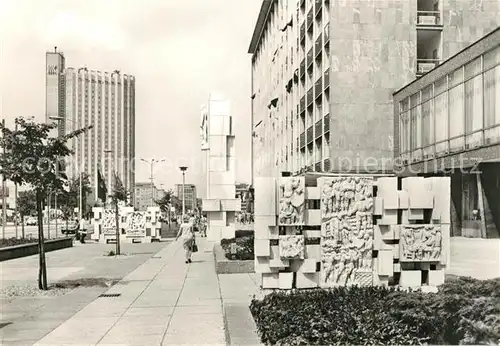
21,214,25,238
36,191,48,290
115,202,120,255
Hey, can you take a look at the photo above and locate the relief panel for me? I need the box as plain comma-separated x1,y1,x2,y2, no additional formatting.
126,211,147,236
279,235,305,259
400,225,443,262
278,177,305,225
320,177,374,287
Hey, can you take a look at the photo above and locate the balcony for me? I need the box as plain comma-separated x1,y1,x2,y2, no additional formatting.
300,59,305,79
307,87,314,105
315,119,322,139
300,0,305,10
315,76,322,99
307,126,314,144
315,34,323,58
307,48,314,68
417,58,440,76
300,132,306,148
300,23,306,43
324,114,330,132
324,23,330,44
324,68,330,89
307,8,314,32
300,96,305,113
417,11,442,27
315,0,322,18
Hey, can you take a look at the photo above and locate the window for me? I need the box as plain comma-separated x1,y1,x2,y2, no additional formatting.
448,69,465,150
421,85,434,148
464,58,483,147
483,47,500,142
409,93,421,156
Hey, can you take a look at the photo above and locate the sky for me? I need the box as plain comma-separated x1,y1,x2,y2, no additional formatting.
0,0,261,196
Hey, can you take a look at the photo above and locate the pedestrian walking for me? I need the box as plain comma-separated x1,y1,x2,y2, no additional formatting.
78,214,91,244
176,215,195,263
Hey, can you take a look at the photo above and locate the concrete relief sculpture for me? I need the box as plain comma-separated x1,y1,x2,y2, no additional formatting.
279,235,305,259
278,177,305,225
102,209,116,235
400,225,442,262
200,105,209,150
320,177,374,287
126,212,146,236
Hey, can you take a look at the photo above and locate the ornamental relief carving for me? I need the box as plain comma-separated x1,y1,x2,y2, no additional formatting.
400,225,442,262
278,177,305,225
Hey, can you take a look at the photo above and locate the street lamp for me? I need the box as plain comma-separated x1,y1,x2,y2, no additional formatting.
49,116,89,221
179,166,188,220
141,159,166,207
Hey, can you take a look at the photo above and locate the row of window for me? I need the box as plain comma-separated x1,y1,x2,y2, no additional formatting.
398,45,500,161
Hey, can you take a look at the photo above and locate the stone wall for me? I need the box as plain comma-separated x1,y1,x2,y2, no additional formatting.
254,174,450,290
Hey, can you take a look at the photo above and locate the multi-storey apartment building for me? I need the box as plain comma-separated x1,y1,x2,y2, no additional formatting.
45,51,136,205
175,184,197,212
248,0,500,180
135,182,163,211
394,28,500,238
46,48,66,138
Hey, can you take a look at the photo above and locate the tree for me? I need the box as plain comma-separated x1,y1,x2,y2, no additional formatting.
0,117,91,290
17,189,36,238
108,172,128,255
56,173,92,217
155,189,174,224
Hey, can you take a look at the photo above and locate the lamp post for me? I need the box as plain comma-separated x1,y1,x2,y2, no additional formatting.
141,159,165,207
179,166,188,220
49,116,88,222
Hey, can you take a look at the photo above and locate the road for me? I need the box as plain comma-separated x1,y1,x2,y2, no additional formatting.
0,224,68,239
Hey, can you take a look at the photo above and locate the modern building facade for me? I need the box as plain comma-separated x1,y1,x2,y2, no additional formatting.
393,28,500,238
175,184,197,213
248,0,500,181
45,49,136,205
135,182,163,211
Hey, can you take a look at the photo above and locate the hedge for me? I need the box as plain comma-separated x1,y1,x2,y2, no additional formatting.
250,277,500,345
220,234,254,260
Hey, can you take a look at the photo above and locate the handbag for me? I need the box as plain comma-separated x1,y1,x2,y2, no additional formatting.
191,238,198,253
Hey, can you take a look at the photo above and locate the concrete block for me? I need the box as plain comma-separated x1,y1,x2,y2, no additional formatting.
305,244,321,260
254,224,269,240
429,177,451,223
255,258,279,274
296,272,319,288
379,225,394,240
209,171,235,185
279,272,294,289
221,226,235,240
408,209,424,220
306,210,321,225
269,226,279,239
226,136,235,156
210,184,236,199
374,197,383,216
392,243,400,260
379,209,398,225
254,177,276,216
402,209,409,224
398,190,409,209
374,226,392,250
269,258,290,267
255,239,270,257
377,177,398,209
377,250,394,276
409,193,434,209
441,224,450,267
208,226,222,242
209,156,226,171
391,224,400,240
221,199,241,211
306,187,320,200
303,230,321,238
255,215,276,228
402,177,425,193
400,270,422,287
419,262,430,270
298,259,318,273
262,273,280,288
288,259,303,271
393,262,401,272
202,199,220,211
428,269,445,286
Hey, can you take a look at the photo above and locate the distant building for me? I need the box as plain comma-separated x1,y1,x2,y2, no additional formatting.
45,47,136,205
135,182,162,211
235,183,250,211
175,184,197,212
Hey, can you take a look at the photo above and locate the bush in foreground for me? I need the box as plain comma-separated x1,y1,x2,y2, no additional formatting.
220,234,254,260
250,277,500,345
0,237,37,248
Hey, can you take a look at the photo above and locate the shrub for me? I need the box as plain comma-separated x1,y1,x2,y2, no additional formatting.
220,234,254,260
250,277,500,345
0,237,37,248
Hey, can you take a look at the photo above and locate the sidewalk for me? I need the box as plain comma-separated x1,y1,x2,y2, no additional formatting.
34,238,227,345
